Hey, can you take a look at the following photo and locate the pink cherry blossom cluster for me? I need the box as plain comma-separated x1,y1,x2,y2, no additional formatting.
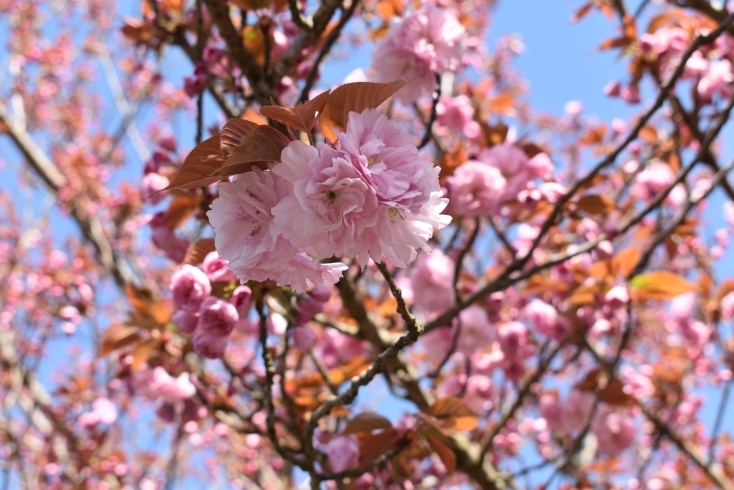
207,109,451,293
372,5,467,104
539,390,636,457
169,255,251,359
607,27,734,104
445,144,551,217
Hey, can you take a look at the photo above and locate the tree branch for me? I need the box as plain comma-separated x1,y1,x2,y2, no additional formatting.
0,103,135,289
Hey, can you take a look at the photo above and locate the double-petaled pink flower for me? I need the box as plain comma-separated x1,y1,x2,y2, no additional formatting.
207,109,449,291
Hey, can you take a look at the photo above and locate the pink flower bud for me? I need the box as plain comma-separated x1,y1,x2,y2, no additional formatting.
605,286,629,307
309,285,332,303
620,84,641,104
142,172,169,205
721,292,734,319
325,435,360,473
159,136,177,152
193,331,228,359
230,285,252,317
170,265,211,313
153,368,196,403
498,321,527,356
92,397,118,424
592,412,635,456
528,152,553,179
292,325,317,351
156,402,176,422
172,310,199,334
409,249,455,313
198,297,238,337
603,80,621,97
202,251,235,282
295,294,325,324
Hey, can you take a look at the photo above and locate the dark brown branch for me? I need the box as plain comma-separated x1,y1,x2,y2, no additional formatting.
0,104,135,289
418,73,442,149
670,94,734,202
479,341,565,454
288,0,312,31
271,0,344,84
422,16,734,332
333,274,509,489
584,339,734,489
375,262,422,337
201,0,271,104
298,0,360,104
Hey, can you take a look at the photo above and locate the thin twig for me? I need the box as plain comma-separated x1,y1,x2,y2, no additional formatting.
479,341,564,454
375,262,422,337
298,0,360,104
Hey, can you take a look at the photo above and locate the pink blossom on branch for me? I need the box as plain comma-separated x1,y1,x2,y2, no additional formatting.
183,104,448,295
409,249,455,314
170,264,211,313
207,168,347,293
198,296,238,337
325,435,360,473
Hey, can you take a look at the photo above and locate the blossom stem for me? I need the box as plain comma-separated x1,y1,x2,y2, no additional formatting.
418,73,442,150
375,261,423,337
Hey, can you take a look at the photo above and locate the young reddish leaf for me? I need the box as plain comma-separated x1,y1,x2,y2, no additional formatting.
715,279,734,303
615,247,641,279
599,2,615,19
438,145,466,182
160,135,223,191
220,119,259,156
622,14,637,40
126,285,171,326
427,397,476,418
121,18,156,44
575,369,636,407
376,0,404,20
576,194,615,215
630,271,698,300
425,435,456,474
260,91,330,134
588,259,614,281
356,429,397,465
328,357,371,385
487,91,516,116
98,324,140,358
142,0,183,15
165,194,201,228
568,284,599,306
639,126,659,143
426,397,479,432
319,80,409,142
581,124,607,145
183,238,216,265
521,142,546,159
369,23,390,40
218,126,291,177
343,412,393,435
599,36,633,50
130,338,160,370
570,2,593,23
478,121,509,148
